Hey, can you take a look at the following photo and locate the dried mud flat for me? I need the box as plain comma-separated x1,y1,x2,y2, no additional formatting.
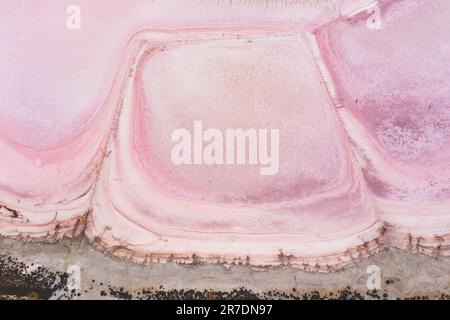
0,237,449,300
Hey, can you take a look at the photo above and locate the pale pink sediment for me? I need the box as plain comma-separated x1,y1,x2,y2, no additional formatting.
0,0,448,271
85,28,384,271
0,98,111,240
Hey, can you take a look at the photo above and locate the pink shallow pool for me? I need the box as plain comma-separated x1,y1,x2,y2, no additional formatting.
0,0,449,271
